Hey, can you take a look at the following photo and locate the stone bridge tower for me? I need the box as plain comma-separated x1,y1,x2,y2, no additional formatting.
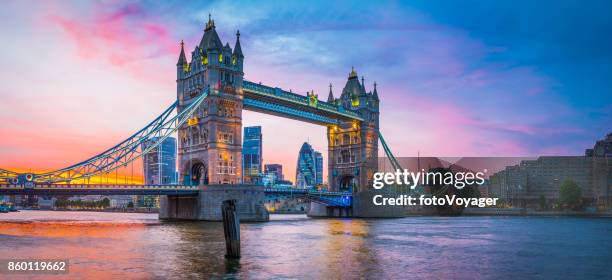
327,68,379,192
176,16,244,185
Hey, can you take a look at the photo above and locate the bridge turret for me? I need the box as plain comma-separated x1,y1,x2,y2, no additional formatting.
176,40,188,80
233,30,244,72
371,82,379,109
340,67,362,110
358,76,369,110
327,83,335,103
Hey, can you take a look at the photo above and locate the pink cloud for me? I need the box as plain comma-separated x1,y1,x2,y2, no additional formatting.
47,3,178,84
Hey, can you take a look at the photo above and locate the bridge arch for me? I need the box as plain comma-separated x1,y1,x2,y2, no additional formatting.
338,175,357,193
183,160,208,186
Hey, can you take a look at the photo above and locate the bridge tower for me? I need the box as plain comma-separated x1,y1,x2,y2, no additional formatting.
327,68,379,193
176,16,245,186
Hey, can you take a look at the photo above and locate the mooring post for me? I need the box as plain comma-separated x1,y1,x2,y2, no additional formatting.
222,199,240,259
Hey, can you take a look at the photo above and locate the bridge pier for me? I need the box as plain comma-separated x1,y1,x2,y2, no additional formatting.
307,202,352,218
159,184,269,222
352,189,405,218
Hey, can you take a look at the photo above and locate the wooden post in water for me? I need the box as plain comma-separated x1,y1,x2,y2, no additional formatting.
222,199,240,259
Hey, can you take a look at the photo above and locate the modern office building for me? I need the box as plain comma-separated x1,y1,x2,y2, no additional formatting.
264,164,283,181
295,142,323,188
140,137,177,208
315,152,323,185
489,133,611,208
243,126,262,183
142,137,178,184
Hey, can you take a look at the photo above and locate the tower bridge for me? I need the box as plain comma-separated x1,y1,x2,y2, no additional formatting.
0,16,404,220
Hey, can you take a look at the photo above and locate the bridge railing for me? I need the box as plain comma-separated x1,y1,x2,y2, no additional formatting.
0,184,200,190
263,187,351,196
263,187,352,207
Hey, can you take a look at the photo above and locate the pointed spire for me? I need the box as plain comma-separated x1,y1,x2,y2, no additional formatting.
200,14,222,50
233,30,244,58
327,83,334,102
349,66,358,79
205,13,215,31
373,81,379,99
177,40,187,66
361,76,366,93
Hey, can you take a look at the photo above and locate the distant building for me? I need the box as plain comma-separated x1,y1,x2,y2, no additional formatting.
140,137,177,208
243,126,262,183
261,173,276,187
277,179,293,186
295,142,323,188
110,195,135,208
37,196,56,209
264,164,283,181
490,133,611,208
142,137,177,184
585,133,612,157
315,152,323,185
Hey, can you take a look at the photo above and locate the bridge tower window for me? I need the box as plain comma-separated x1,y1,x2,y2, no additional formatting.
341,149,351,163
190,128,200,145
343,134,350,145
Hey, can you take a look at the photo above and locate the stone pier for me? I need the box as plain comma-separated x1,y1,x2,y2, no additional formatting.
159,184,269,222
352,189,405,218
307,202,352,218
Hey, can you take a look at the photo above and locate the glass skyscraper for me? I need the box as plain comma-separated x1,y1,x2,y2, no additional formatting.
315,152,323,185
243,126,262,182
264,164,283,181
295,142,323,188
140,137,177,207
142,137,177,184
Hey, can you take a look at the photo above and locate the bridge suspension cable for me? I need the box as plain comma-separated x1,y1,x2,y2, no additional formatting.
378,131,449,196
1,88,210,184
378,130,402,171
0,169,19,180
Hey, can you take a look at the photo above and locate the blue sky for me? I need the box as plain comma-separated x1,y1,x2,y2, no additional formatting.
0,0,610,180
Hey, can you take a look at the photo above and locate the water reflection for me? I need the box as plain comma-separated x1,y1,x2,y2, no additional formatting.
0,211,611,279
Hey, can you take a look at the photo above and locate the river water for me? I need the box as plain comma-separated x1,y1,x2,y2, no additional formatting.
0,211,611,279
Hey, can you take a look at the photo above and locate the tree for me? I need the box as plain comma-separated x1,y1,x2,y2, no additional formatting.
539,195,547,210
559,179,582,209
102,198,110,208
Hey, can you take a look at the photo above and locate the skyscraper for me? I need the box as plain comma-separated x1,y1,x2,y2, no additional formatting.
142,137,177,184
295,142,323,188
243,126,262,182
315,152,323,185
264,164,283,181
141,137,177,207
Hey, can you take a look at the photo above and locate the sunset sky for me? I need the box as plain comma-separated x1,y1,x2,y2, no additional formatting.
0,1,610,182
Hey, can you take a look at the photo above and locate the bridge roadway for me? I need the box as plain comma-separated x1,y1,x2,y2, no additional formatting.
0,184,352,206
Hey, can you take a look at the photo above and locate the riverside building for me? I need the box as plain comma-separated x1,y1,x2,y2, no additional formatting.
489,133,611,208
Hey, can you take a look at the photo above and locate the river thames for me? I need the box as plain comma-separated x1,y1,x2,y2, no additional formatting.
0,211,611,279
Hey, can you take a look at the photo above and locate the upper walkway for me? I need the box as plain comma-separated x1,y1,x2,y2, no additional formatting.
242,80,363,125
